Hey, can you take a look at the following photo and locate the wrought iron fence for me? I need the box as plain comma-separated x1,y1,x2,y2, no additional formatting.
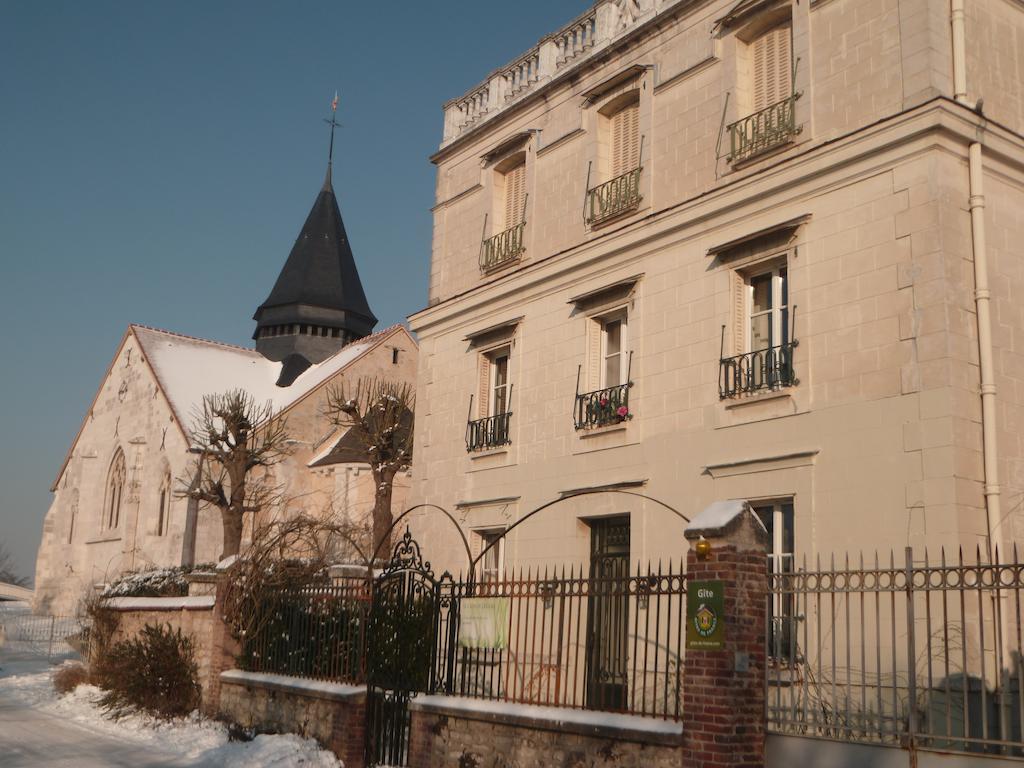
434,561,688,720
466,412,513,452
0,610,86,660
767,547,1024,758
480,222,525,272
727,93,800,163
574,383,631,430
239,580,369,684
585,167,642,225
719,341,797,398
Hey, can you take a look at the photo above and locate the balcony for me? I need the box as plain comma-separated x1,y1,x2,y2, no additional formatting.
719,341,798,399
574,383,632,430
585,168,642,226
726,93,800,164
466,412,512,452
479,222,525,273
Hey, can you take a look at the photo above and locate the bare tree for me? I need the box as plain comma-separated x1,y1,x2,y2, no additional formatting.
179,390,289,560
0,542,29,587
326,378,414,560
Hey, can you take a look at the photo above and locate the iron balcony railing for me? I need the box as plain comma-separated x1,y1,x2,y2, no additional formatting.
575,383,632,430
719,340,798,398
466,412,513,452
727,93,800,164
585,167,642,225
480,221,526,272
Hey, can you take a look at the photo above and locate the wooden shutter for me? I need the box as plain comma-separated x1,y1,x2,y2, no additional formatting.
752,22,792,112
503,162,526,229
477,355,491,417
610,101,640,177
732,270,747,355
587,317,603,391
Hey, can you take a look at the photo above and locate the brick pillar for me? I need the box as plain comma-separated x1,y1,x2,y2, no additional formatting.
203,573,240,716
681,501,768,768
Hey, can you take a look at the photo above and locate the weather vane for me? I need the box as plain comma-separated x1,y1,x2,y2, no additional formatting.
324,91,341,167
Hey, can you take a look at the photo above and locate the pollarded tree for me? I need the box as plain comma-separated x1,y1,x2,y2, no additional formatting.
180,390,289,559
325,378,414,560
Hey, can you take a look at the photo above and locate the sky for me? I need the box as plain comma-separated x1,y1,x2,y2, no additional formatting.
0,1,585,585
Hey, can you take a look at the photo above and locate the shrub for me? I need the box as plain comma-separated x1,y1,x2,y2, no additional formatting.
92,623,202,719
52,662,89,694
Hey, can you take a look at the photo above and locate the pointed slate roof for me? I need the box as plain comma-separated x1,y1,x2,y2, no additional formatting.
253,168,377,340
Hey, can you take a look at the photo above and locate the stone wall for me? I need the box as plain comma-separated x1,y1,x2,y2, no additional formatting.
408,697,682,768
218,671,366,768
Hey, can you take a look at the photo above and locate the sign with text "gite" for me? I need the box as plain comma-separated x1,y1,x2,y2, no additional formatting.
686,580,725,650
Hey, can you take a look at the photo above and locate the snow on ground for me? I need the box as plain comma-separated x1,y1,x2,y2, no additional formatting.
0,656,341,767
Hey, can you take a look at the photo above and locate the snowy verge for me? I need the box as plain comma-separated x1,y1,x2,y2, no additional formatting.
411,695,683,744
221,669,365,701
102,596,216,611
0,658,342,767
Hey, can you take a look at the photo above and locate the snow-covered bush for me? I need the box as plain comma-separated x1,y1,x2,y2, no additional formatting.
92,623,201,719
52,661,88,694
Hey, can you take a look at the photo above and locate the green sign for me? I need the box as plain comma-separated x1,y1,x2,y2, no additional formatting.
686,580,725,650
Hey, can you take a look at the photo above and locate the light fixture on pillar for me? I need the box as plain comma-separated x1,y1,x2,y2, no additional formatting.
695,535,712,561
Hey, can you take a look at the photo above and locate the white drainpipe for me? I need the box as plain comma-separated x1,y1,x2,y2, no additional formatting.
951,0,1002,560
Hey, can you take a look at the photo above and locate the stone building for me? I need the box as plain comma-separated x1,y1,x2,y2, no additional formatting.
407,0,1024,581
34,153,418,615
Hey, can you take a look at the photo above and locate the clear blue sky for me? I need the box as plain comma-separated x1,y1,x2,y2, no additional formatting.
0,1,583,585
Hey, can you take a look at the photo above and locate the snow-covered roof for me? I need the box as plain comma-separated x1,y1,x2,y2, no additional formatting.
132,324,392,431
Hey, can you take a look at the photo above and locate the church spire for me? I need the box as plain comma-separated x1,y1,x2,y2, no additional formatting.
252,96,378,383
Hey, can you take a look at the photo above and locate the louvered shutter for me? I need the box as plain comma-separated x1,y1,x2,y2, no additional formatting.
732,271,747,354
587,318,603,391
753,22,792,112
611,101,640,177
477,355,491,417
503,162,526,229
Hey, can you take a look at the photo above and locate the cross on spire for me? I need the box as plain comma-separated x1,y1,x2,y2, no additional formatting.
323,91,340,188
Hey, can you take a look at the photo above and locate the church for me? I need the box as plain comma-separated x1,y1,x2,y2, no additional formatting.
33,136,417,615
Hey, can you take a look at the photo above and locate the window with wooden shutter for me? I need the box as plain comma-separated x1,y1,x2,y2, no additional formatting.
610,101,640,177
503,162,526,230
752,22,792,112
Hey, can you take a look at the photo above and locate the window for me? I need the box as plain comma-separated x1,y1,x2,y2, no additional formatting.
502,160,526,231
751,21,792,114
156,474,171,537
728,17,798,163
601,313,627,388
586,93,642,225
719,260,796,398
467,346,513,451
609,99,640,179
482,155,528,272
748,264,788,353
576,309,632,429
490,350,510,417
105,449,126,530
476,529,505,583
753,500,795,660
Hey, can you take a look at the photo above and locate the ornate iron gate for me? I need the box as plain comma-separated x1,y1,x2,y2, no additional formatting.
365,529,454,767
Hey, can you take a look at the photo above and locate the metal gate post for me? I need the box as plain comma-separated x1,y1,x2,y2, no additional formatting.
47,616,55,659
905,547,918,757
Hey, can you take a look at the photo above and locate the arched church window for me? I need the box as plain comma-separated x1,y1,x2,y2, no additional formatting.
157,473,171,537
105,449,126,530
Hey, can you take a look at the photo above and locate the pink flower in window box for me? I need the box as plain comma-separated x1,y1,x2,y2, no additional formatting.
616,405,629,418
599,398,609,407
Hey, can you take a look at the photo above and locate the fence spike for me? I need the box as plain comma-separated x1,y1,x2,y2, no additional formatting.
1014,541,1019,565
